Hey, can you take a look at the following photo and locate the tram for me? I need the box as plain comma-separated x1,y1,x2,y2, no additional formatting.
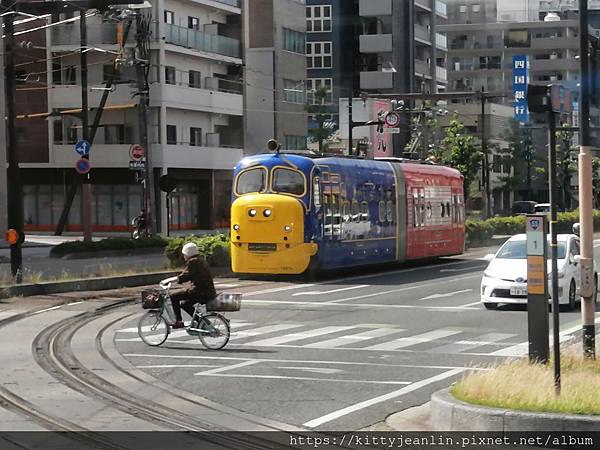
230,145,465,275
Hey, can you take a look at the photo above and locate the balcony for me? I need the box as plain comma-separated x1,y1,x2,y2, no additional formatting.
52,144,133,167
156,144,243,170
359,0,392,17
414,59,431,78
531,36,578,50
359,34,393,53
49,84,135,108
193,0,241,13
164,24,241,59
415,0,432,10
360,71,393,89
530,58,578,71
51,23,127,47
415,24,431,45
150,83,243,115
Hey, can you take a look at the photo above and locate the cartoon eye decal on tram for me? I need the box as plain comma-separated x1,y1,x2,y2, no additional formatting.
231,144,466,275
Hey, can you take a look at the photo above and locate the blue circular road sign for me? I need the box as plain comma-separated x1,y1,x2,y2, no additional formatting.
75,158,91,174
75,139,91,156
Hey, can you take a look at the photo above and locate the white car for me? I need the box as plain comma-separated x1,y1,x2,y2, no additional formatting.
480,233,597,310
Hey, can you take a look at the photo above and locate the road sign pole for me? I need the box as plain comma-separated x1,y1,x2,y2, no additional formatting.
548,108,561,394
526,214,550,364
80,10,93,242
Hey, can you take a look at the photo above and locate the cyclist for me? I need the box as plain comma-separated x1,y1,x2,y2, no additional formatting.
169,242,216,329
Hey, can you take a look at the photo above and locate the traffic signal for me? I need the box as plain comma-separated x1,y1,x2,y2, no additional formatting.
527,84,550,113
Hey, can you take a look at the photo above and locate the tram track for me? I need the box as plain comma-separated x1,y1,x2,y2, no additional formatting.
4,297,295,449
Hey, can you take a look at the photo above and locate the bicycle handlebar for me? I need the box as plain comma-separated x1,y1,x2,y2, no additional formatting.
160,276,178,289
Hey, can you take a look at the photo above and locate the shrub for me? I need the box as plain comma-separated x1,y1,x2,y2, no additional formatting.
164,233,230,267
50,236,168,256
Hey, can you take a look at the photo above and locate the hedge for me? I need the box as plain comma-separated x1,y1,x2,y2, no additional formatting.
465,210,600,246
50,235,169,256
164,233,230,267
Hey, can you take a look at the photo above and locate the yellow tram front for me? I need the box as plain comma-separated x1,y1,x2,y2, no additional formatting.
230,153,319,275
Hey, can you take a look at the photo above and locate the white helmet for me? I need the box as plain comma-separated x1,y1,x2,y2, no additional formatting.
182,242,199,258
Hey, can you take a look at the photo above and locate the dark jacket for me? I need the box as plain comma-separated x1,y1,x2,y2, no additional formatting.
178,256,216,300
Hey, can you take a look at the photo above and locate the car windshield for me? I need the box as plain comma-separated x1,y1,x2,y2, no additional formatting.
496,239,566,259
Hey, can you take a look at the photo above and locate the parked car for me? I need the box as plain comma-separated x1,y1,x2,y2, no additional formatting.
511,201,537,216
480,233,597,310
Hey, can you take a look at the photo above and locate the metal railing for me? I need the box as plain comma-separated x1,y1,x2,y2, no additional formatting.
164,24,241,58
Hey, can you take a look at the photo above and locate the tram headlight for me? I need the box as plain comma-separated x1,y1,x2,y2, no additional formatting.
284,225,292,232
248,209,257,217
233,224,240,231
263,209,272,218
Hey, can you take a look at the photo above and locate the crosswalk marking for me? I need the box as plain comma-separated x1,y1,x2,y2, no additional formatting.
245,326,356,347
364,329,462,351
117,321,255,334
231,324,304,340
431,333,516,354
303,328,403,349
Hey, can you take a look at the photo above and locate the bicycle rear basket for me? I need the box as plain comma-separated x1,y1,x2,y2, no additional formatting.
141,289,163,309
206,293,242,312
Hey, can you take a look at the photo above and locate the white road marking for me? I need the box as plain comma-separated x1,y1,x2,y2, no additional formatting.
247,326,356,347
123,353,491,371
31,305,62,315
365,329,462,351
303,328,402,349
431,333,516,354
292,285,370,297
214,283,239,288
195,373,411,385
418,289,473,301
440,267,479,273
328,275,481,304
276,367,343,375
457,301,483,308
136,364,221,369
67,301,84,306
117,321,255,334
194,360,260,375
302,368,464,428
231,324,304,339
244,299,479,311
244,284,315,297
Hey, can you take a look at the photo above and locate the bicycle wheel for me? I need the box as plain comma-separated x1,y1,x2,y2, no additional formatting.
138,312,169,346
198,313,230,350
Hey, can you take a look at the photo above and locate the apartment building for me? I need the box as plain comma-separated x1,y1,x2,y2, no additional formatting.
243,0,308,153
18,0,244,233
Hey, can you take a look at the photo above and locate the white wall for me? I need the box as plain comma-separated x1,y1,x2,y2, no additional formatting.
163,0,229,27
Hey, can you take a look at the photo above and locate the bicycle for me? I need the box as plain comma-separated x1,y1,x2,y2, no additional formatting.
138,277,240,350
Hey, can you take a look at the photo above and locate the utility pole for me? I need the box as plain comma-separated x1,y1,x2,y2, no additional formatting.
578,0,596,359
480,89,491,218
347,94,353,156
135,13,155,234
548,106,561,393
4,12,24,282
0,20,8,247
80,10,93,242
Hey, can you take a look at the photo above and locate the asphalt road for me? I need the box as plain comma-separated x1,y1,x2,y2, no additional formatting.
115,244,600,431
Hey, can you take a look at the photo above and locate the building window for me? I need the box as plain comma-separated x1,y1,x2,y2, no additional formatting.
306,5,331,33
104,125,125,144
190,127,202,146
188,16,199,30
165,66,176,85
459,5,467,12
52,62,62,85
306,41,332,69
283,27,305,53
284,135,307,150
306,78,332,104
64,65,77,85
164,10,174,24
167,125,177,144
189,70,202,88
472,4,481,12
283,79,305,103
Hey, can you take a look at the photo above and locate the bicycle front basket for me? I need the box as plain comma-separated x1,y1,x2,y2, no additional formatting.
141,289,162,309
206,293,242,312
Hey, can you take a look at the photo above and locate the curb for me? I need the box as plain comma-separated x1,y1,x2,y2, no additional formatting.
0,270,178,299
431,388,600,431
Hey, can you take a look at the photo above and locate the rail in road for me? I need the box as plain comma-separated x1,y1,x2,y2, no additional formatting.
0,296,301,450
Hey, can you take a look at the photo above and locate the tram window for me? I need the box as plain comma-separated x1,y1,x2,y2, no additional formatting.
273,168,305,195
378,201,386,223
446,202,451,219
236,168,266,195
412,192,419,228
426,202,432,220
360,201,369,222
440,203,445,218
386,200,394,223
313,177,321,208
352,201,360,223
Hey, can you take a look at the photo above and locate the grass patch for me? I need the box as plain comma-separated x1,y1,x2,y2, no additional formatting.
452,353,600,415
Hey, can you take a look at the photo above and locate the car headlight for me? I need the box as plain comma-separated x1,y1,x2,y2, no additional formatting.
263,209,272,217
248,209,257,217
284,225,292,232
233,224,240,231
